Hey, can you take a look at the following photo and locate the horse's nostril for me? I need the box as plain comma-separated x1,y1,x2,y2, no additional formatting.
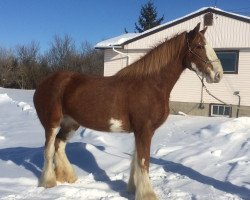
214,72,222,83
216,72,220,80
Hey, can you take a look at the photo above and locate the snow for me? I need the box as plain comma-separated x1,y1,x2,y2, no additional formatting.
95,33,140,48
0,87,250,199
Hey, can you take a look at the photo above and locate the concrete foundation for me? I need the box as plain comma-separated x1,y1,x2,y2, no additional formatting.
169,101,250,118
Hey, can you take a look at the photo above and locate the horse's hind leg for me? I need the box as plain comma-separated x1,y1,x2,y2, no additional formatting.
39,127,58,188
54,116,79,183
127,150,136,193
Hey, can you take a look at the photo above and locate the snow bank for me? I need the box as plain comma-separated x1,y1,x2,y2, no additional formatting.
0,93,13,103
215,117,250,136
17,102,32,111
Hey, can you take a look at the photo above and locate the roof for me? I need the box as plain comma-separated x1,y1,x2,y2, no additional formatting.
95,33,140,49
95,7,250,49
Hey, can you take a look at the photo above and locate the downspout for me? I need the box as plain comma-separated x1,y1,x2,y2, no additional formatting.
233,91,241,118
112,46,130,66
199,76,205,109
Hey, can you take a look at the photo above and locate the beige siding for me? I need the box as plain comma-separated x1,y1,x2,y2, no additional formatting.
104,49,128,76
104,49,148,76
206,16,250,48
171,50,250,106
127,49,148,64
104,13,250,75
126,14,250,50
126,16,203,50
209,50,250,106
103,11,250,106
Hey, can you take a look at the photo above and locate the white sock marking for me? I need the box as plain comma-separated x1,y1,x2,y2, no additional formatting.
54,140,76,183
39,128,58,187
133,151,157,200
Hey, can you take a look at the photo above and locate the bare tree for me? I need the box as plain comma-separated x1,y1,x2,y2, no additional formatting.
46,34,77,71
46,36,103,75
0,35,104,89
16,41,39,65
79,41,104,75
15,42,41,89
0,48,17,88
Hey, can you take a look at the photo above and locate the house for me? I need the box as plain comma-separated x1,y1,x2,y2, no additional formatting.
95,7,250,117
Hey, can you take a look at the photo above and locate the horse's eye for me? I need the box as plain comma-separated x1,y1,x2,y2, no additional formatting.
197,45,204,50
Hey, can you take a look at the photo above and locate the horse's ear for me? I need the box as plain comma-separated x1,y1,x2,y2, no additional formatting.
200,26,207,35
188,23,201,41
193,22,201,33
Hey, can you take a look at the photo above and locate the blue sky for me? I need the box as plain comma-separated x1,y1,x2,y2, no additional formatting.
0,0,249,52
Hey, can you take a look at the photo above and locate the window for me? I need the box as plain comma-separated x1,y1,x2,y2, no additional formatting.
216,51,238,74
210,104,232,117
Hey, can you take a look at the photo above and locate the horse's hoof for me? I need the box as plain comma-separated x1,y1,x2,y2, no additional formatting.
66,175,77,183
39,179,57,188
56,171,78,184
136,192,158,200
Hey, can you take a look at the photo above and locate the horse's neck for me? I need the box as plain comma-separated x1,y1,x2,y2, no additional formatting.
116,33,187,78
116,32,187,94
149,33,187,94
159,60,185,95
157,36,187,95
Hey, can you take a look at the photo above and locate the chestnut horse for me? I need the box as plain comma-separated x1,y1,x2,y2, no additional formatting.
34,23,223,200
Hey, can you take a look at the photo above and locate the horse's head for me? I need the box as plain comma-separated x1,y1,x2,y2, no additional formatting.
185,23,223,83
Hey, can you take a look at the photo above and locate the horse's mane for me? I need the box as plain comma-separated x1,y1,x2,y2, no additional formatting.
115,31,187,77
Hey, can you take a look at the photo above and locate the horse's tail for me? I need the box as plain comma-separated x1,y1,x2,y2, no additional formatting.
33,71,75,130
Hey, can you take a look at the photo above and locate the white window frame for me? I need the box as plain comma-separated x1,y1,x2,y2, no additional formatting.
215,50,239,74
210,104,232,117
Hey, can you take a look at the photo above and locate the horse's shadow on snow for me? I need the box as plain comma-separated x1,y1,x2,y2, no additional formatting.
0,142,130,199
151,157,250,199
66,142,130,198
1,143,250,199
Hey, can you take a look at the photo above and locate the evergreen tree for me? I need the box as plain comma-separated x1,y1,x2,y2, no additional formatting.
135,0,164,33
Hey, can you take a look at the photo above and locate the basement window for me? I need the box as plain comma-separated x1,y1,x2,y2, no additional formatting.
216,51,239,74
210,104,232,117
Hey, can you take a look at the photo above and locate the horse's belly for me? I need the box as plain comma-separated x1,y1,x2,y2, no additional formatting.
76,115,131,133
64,103,131,133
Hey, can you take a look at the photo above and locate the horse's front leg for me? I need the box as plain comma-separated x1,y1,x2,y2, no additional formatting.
130,128,158,200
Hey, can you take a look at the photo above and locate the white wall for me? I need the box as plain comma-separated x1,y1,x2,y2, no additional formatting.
103,12,250,106
125,14,250,50
170,50,250,106
103,49,127,76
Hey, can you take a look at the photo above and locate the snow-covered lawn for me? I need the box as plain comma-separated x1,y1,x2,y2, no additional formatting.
0,87,249,200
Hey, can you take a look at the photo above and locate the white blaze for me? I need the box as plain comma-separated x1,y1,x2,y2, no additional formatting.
205,42,219,63
205,42,223,82
191,41,223,83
